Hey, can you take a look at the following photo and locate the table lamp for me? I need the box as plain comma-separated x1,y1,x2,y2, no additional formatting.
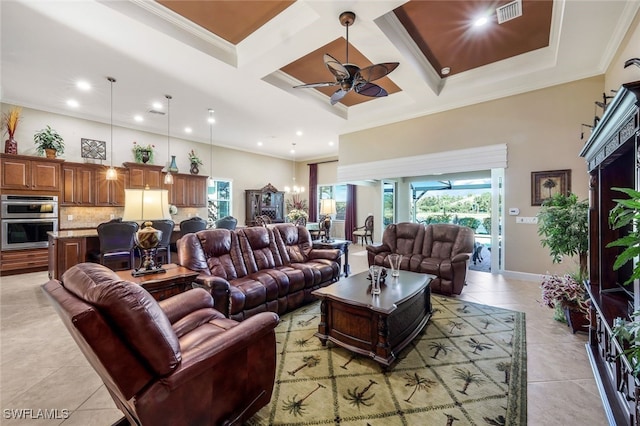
122,186,171,276
320,199,337,242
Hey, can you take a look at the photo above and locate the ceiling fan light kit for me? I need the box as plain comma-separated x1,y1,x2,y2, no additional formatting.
294,11,399,106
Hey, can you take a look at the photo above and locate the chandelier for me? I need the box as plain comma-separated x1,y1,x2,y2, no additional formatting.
284,143,304,194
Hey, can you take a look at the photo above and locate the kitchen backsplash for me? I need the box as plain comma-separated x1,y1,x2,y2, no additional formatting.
59,206,208,230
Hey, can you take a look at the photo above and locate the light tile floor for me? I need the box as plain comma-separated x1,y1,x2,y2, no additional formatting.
0,245,608,425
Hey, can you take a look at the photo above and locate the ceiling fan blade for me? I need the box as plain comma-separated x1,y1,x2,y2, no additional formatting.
324,53,350,81
358,62,399,83
330,89,349,105
355,83,388,98
294,81,339,89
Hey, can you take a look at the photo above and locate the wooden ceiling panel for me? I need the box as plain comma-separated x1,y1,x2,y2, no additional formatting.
393,0,553,76
157,0,294,44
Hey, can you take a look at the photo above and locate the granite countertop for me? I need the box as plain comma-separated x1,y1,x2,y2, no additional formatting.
48,229,99,239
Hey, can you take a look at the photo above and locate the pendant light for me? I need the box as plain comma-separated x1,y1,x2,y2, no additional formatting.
105,77,117,180
284,143,304,194
207,108,215,187
163,94,173,185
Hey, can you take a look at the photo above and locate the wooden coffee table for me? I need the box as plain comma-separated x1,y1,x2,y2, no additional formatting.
116,263,199,301
312,270,433,368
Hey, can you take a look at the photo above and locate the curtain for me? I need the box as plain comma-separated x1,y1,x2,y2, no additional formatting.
345,184,356,242
308,163,318,222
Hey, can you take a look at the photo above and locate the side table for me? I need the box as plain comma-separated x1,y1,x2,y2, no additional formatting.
116,263,199,301
312,239,351,277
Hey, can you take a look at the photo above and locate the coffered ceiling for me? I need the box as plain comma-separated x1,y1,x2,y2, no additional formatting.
1,1,638,160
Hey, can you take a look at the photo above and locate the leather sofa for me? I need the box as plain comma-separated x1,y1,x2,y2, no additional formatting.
367,222,475,296
177,223,341,321
42,262,279,426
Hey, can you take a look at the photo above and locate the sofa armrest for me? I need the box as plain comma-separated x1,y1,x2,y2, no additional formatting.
157,311,279,389
159,288,215,324
193,275,232,317
366,243,389,255
309,248,341,261
451,253,469,263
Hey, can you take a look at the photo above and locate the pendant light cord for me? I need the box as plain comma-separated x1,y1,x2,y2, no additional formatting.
108,77,115,168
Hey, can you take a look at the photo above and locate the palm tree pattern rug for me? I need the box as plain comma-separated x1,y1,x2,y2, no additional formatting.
247,296,526,425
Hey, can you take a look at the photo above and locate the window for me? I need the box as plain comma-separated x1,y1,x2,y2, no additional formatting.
207,179,232,220
383,182,396,226
318,184,347,220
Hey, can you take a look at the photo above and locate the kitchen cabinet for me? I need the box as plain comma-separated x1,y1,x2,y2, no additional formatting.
165,173,207,207
61,162,95,206
0,248,48,275
124,162,164,189
48,234,86,280
96,166,126,206
1,154,62,192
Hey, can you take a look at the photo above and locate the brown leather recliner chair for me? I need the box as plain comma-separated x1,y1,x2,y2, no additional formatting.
367,222,474,296
42,263,279,426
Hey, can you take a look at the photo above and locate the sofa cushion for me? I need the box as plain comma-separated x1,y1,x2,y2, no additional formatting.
62,263,181,376
238,227,282,272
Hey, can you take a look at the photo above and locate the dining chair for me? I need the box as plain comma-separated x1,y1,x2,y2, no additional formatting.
150,219,174,265
353,215,374,245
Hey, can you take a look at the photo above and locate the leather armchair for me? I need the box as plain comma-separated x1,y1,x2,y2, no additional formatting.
367,222,474,296
42,263,279,426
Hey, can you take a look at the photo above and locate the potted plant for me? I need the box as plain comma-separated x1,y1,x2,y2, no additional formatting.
188,149,203,175
33,125,65,158
536,192,589,330
3,106,21,154
537,192,589,279
540,273,590,333
132,141,155,164
613,310,640,377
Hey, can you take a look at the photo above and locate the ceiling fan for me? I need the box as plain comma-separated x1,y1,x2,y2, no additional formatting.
294,11,399,105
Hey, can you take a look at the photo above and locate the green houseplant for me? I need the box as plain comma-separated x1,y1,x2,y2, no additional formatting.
536,193,589,330
537,192,589,279
607,187,640,375
33,125,65,158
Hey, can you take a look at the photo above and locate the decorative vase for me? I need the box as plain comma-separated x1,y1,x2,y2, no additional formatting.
140,149,151,164
190,162,199,175
44,148,56,159
168,155,178,173
4,138,17,154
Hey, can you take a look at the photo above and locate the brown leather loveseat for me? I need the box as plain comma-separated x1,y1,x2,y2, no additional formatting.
367,222,475,296
42,262,279,426
177,223,341,321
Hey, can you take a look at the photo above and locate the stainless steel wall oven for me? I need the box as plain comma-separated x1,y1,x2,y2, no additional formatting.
1,195,58,250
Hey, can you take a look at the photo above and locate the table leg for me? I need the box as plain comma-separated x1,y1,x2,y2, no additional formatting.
343,243,350,277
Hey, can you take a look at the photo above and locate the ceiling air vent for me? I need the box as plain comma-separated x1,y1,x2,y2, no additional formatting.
148,109,165,115
496,0,522,24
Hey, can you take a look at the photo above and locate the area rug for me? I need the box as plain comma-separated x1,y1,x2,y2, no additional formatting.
246,296,526,425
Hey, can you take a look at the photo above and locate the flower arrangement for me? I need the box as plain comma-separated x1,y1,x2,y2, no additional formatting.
132,141,155,163
286,193,307,211
540,273,589,321
188,149,203,165
3,107,21,140
287,208,308,223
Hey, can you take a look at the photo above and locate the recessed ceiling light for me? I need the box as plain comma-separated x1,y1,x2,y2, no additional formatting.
441,67,451,75
290,148,295,154
184,127,192,134
296,131,303,136
257,141,263,146
66,99,79,108
474,16,489,27
207,117,215,124
329,141,334,146
134,115,143,122
152,102,163,109
76,80,91,91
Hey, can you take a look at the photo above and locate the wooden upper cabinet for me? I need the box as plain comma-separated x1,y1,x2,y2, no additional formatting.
1,154,62,192
62,163,96,206
96,166,125,206
165,174,207,207
190,175,208,207
124,162,164,189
